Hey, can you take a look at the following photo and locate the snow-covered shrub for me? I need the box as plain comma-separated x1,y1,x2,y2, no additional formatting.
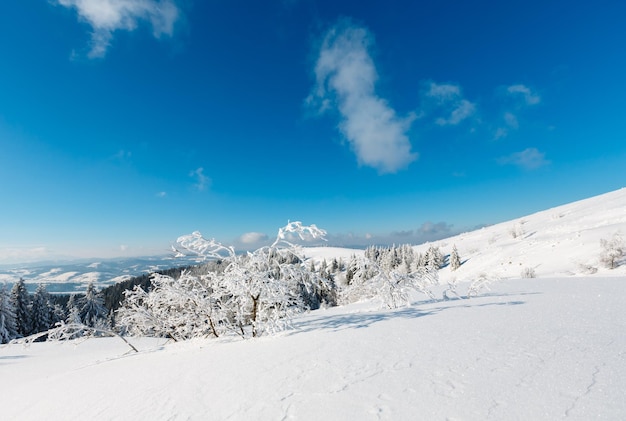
600,233,625,269
467,273,496,298
11,321,138,353
521,267,536,278
509,222,525,239
577,263,598,275
118,222,330,339
116,272,223,340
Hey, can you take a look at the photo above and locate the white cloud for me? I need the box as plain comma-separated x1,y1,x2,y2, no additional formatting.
239,232,269,244
189,167,210,191
499,147,550,170
425,82,476,126
307,20,417,174
507,84,541,105
493,112,519,139
426,82,461,103
156,191,167,198
494,127,508,140
56,0,180,58
327,221,456,247
504,112,519,129
435,99,476,126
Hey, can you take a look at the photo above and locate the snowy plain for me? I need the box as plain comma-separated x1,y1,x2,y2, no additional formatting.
1,188,625,420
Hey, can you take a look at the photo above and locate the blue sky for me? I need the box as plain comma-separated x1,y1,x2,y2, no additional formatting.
1,0,625,263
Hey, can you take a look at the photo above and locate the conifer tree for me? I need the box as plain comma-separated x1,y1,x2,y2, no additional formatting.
0,284,18,343
10,278,31,336
31,284,52,334
80,282,108,327
426,245,443,270
449,245,461,271
66,294,82,324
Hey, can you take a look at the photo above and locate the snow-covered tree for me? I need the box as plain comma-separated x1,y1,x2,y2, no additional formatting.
30,284,52,334
10,278,31,336
425,245,444,271
449,245,461,271
66,294,82,325
80,283,109,328
340,255,439,308
0,284,18,343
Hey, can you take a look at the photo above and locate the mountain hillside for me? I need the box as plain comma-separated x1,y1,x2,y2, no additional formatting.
410,188,626,282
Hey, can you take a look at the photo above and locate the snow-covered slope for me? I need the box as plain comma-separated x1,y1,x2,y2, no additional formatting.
304,189,626,283
413,188,626,282
2,277,625,420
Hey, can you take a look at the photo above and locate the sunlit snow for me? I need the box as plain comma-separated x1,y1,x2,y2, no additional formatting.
1,188,625,420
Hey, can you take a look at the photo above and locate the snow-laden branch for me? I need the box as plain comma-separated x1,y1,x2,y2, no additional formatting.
272,221,327,248
9,322,138,353
172,231,235,261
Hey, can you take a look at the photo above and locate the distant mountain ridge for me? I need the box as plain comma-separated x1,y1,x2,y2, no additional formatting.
0,255,204,294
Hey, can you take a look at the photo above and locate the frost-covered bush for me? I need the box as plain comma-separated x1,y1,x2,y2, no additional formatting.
509,222,525,239
521,267,536,278
600,233,625,269
577,263,598,275
467,273,497,298
117,222,331,339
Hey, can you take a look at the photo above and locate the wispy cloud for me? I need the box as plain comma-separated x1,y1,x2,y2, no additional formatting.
307,20,417,174
426,83,461,103
494,85,540,139
503,112,518,129
498,147,550,170
239,232,269,244
56,0,180,58
424,82,476,126
435,99,476,126
156,191,167,198
327,221,456,247
507,84,541,105
189,167,210,191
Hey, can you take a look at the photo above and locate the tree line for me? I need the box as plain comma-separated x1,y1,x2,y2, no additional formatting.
2,222,467,344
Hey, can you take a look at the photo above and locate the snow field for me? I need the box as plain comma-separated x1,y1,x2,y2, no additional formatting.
2,276,625,420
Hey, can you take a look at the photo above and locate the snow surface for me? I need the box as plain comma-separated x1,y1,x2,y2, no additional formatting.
1,277,625,420
2,188,625,420
411,188,626,282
